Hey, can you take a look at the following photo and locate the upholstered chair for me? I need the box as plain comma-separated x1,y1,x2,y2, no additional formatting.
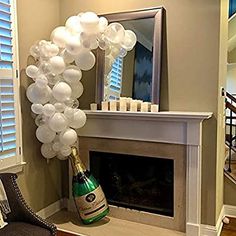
0,173,57,236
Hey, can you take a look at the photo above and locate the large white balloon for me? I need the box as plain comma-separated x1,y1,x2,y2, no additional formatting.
65,15,82,34
41,143,57,159
26,83,52,104
66,36,82,55
59,128,77,146
69,109,86,129
75,50,95,71
104,23,125,44
52,82,72,102
36,125,56,143
63,66,82,84
80,12,99,33
26,65,39,79
48,112,68,132
51,26,70,48
49,56,66,75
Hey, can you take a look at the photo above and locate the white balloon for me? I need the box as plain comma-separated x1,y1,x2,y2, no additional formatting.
60,49,75,64
64,107,75,119
75,50,95,71
99,17,108,33
48,112,68,132
69,109,86,129
35,114,49,126
59,128,77,146
35,74,48,87
80,32,98,49
47,73,61,85
52,82,72,102
104,23,125,44
57,153,69,160
54,102,66,112
71,81,83,99
26,83,52,104
43,104,56,117
30,44,40,58
80,12,99,33
121,30,137,51
52,141,61,152
36,125,56,143
31,104,43,114
63,66,82,84
60,145,72,157
65,15,82,34
41,143,57,159
66,36,82,55
49,56,66,75
64,99,79,108
26,65,39,79
51,26,70,48
39,61,52,75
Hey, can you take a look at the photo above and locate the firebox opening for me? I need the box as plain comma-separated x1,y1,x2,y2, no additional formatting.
89,151,174,217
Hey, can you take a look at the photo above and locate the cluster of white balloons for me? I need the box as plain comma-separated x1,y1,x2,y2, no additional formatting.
26,12,137,160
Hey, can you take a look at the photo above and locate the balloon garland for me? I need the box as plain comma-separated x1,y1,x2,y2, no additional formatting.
25,12,137,160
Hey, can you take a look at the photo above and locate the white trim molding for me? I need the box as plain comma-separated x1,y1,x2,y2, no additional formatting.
224,204,236,218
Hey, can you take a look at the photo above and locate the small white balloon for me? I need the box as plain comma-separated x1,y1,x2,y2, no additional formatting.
48,112,68,132
63,66,82,84
39,61,52,75
99,17,108,33
43,104,56,117
49,56,66,75
51,26,70,48
35,74,48,87
59,128,77,146
57,153,69,160
60,49,75,64
31,104,43,114
121,30,137,51
30,44,40,58
52,141,61,152
65,15,82,34
26,65,39,79
52,82,72,102
60,145,72,157
35,114,49,126
26,83,52,104
47,73,61,85
75,50,95,71
36,125,56,143
64,107,75,119
71,81,83,99
64,99,79,108
69,109,86,129
54,102,66,112
41,143,57,159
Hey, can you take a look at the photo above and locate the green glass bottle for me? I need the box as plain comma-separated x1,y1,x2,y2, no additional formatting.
69,147,109,224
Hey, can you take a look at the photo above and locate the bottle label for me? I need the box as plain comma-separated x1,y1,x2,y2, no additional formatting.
75,185,108,220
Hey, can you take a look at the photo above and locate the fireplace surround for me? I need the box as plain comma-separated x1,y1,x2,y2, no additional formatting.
68,111,212,236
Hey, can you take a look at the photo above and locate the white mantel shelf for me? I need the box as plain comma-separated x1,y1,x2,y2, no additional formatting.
75,110,213,236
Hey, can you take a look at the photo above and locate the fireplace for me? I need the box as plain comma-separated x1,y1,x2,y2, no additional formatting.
68,111,212,236
90,151,174,217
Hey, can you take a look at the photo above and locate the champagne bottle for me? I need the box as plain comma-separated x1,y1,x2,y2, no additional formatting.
69,147,109,224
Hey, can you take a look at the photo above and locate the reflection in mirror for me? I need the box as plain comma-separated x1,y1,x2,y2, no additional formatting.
96,8,163,104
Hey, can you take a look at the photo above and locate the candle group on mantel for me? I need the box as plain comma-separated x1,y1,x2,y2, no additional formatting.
90,97,159,113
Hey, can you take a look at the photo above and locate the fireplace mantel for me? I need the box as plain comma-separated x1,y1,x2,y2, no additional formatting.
76,110,213,236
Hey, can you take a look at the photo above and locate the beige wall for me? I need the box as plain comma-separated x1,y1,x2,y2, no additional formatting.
60,0,226,226
17,0,65,212
228,47,236,63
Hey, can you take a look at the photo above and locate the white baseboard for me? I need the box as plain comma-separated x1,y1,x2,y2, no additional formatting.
224,204,236,218
37,198,67,219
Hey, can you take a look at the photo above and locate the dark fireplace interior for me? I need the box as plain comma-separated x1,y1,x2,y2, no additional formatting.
89,151,174,217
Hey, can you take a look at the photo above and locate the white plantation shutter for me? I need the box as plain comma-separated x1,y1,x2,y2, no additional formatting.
108,57,123,100
0,0,22,170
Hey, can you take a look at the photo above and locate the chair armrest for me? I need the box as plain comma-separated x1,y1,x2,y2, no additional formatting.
0,173,57,236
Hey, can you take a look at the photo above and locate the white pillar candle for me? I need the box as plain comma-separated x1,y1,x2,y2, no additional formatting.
151,104,159,112
101,101,108,111
109,100,117,111
120,100,127,112
141,102,149,112
90,103,97,111
130,101,137,112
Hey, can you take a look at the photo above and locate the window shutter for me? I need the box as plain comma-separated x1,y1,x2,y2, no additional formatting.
108,57,123,100
0,0,17,161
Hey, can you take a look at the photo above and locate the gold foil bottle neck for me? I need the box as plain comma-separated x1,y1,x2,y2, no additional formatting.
69,147,87,175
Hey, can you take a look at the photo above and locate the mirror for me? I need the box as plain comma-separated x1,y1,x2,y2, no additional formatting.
96,8,163,104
